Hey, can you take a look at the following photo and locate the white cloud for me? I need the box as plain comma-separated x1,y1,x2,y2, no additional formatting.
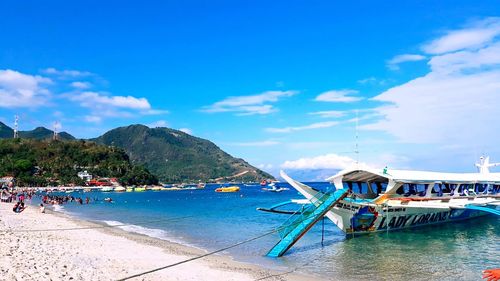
148,120,168,128
0,69,52,108
387,54,426,70
428,42,500,74
84,115,102,123
266,121,338,133
422,17,500,54
68,91,151,110
315,89,362,103
229,140,280,147
71,81,91,89
140,109,169,115
309,110,345,118
179,128,192,134
43,67,92,78
258,163,274,170
281,153,358,170
364,18,500,148
357,77,377,84
202,90,297,115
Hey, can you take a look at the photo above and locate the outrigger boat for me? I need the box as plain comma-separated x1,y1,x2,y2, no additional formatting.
263,157,500,257
262,182,290,193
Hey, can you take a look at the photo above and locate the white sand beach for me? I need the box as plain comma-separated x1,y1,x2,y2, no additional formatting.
0,202,314,281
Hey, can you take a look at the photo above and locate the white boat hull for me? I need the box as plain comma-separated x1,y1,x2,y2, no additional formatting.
330,200,490,234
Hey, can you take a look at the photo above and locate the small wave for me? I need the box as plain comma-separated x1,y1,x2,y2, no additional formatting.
101,220,191,246
52,205,65,212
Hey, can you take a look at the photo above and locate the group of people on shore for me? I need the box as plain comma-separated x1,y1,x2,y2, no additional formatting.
1,190,34,213
1,189,99,214
41,194,91,205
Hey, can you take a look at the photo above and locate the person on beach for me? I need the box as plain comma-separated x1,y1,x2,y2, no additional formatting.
12,201,26,213
39,203,45,213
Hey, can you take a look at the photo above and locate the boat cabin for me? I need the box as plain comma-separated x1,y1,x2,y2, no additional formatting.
327,166,500,200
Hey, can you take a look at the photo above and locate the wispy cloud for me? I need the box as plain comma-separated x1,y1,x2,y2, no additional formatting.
315,89,362,103
422,17,500,54
140,109,170,115
0,69,52,108
42,67,92,78
266,121,338,133
84,115,102,123
308,110,345,118
148,120,168,128
281,153,359,170
68,91,151,110
364,17,500,149
71,81,91,89
386,54,426,70
228,140,281,147
357,77,377,84
202,90,298,115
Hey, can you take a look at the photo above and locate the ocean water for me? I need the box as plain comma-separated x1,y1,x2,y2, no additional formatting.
43,183,499,280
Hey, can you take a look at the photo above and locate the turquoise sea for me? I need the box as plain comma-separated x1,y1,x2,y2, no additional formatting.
43,183,499,280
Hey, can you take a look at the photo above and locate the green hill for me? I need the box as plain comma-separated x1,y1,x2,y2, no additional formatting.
0,138,157,187
19,126,75,140
93,124,274,183
0,122,14,138
0,122,75,140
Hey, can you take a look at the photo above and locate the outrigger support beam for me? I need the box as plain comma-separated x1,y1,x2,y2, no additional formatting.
464,204,500,216
267,188,349,257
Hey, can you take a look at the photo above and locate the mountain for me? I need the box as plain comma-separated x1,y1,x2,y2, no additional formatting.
0,122,75,140
93,124,274,183
0,122,14,138
19,127,75,140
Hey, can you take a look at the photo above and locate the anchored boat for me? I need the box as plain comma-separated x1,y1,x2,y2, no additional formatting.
263,157,500,257
215,186,240,192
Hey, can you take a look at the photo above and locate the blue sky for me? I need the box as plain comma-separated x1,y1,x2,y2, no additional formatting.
1,1,500,177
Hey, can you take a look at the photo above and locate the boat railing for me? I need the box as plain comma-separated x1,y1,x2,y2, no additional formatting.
275,190,332,240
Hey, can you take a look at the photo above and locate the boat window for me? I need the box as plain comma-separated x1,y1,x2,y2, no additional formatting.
370,182,388,195
441,183,451,193
475,183,487,193
415,184,427,196
343,181,381,194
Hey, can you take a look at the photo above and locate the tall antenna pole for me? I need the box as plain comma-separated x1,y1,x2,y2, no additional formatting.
355,109,359,165
13,115,19,138
53,121,59,141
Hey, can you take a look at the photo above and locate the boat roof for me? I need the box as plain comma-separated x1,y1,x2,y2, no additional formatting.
326,165,500,184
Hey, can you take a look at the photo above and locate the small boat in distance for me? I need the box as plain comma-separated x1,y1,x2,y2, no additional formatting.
114,186,126,192
262,182,289,193
215,186,240,192
101,186,114,192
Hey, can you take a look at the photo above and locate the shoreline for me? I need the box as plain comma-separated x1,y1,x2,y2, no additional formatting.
0,201,319,281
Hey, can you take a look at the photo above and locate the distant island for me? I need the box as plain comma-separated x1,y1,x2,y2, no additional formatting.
0,122,274,186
